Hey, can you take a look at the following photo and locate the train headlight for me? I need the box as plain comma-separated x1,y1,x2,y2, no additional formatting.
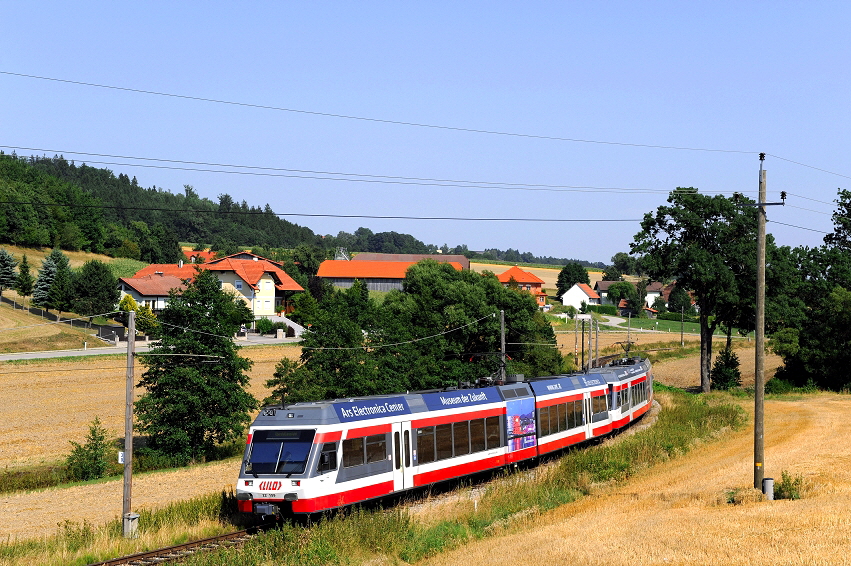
291,480,300,486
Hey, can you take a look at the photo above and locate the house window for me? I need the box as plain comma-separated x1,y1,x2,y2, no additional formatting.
235,280,243,291
265,300,271,311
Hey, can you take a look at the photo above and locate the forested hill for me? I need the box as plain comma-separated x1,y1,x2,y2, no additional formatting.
0,153,605,267
1,153,322,255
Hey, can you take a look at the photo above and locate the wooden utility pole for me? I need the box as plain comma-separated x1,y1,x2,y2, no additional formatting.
499,310,506,382
123,310,136,537
754,156,767,490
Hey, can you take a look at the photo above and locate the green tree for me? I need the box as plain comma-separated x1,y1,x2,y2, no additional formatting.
0,248,17,294
135,268,257,462
607,281,639,310
118,293,138,327
135,304,159,335
632,188,759,392
278,261,562,403
710,347,741,390
611,252,638,276
824,188,851,251
65,416,112,481
48,259,75,317
32,256,56,308
15,254,34,301
73,260,120,318
601,266,622,281
666,283,694,315
556,262,590,298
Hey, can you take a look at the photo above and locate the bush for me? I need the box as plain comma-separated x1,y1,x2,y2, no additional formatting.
774,469,804,500
255,317,274,334
765,377,793,394
586,304,617,315
657,311,699,323
65,417,113,481
711,347,741,390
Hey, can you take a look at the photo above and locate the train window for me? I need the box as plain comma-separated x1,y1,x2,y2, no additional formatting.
556,403,566,433
537,406,550,437
417,427,435,464
436,423,453,461
318,442,337,473
245,429,316,475
470,418,486,452
365,434,387,464
394,432,401,470
485,416,501,449
342,437,365,468
404,430,411,468
453,421,470,456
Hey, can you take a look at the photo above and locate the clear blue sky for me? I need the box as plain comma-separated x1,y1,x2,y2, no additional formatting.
2,3,848,263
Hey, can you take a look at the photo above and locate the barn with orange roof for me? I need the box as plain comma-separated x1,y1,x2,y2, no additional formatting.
317,260,463,291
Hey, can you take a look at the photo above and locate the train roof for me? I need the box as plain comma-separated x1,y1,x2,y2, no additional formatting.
253,382,533,427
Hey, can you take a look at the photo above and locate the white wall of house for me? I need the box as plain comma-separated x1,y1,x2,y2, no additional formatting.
561,284,600,310
218,273,279,317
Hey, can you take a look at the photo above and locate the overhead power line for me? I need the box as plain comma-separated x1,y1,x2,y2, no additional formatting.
0,71,755,155
3,72,851,182
0,144,751,196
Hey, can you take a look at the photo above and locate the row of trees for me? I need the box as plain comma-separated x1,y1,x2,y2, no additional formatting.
0,247,119,318
631,187,851,393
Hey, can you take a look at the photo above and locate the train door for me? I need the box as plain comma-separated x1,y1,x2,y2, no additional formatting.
583,393,594,440
392,421,413,492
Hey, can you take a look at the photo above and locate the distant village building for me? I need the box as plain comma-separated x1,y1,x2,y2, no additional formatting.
121,252,303,317
561,283,600,310
351,252,470,270
495,266,548,309
317,260,463,291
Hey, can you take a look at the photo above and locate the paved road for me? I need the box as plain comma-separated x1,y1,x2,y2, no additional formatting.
0,334,301,362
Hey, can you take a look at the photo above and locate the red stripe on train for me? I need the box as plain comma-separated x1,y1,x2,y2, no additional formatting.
345,424,392,439
290,480,395,513
505,446,538,464
536,393,583,408
314,430,343,443
412,407,504,428
537,431,586,454
413,455,506,486
592,423,613,436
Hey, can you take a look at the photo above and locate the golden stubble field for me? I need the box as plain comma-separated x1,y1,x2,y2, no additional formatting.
0,344,298,470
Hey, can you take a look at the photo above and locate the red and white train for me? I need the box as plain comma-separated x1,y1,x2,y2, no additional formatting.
235,357,653,516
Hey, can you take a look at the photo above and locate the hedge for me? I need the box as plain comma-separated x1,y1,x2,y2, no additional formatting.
586,304,618,315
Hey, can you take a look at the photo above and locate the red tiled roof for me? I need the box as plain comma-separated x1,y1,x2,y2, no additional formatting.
183,250,218,262
577,283,600,299
317,260,462,279
205,258,303,291
134,264,199,279
133,257,303,292
352,253,470,270
120,273,188,296
495,266,545,284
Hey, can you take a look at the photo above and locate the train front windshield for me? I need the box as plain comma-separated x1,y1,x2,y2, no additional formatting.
246,429,315,475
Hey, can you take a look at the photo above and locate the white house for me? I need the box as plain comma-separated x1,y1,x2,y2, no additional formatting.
561,283,601,310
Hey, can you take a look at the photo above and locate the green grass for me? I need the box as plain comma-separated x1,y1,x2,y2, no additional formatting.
106,258,149,279
179,389,744,565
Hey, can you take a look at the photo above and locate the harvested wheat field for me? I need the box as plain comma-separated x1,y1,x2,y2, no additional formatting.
423,391,851,566
0,344,299,470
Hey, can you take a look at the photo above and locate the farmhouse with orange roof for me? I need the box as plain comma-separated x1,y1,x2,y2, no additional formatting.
121,252,303,317
496,265,548,308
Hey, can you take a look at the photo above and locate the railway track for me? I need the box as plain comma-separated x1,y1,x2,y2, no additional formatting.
89,525,268,566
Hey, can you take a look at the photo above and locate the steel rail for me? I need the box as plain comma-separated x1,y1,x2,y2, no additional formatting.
88,525,267,566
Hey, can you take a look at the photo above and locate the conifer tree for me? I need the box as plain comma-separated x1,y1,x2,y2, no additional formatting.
15,254,34,301
0,249,18,295
32,256,57,309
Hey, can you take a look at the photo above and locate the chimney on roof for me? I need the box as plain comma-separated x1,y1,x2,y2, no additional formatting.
155,271,163,276
179,259,184,268
253,257,258,261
